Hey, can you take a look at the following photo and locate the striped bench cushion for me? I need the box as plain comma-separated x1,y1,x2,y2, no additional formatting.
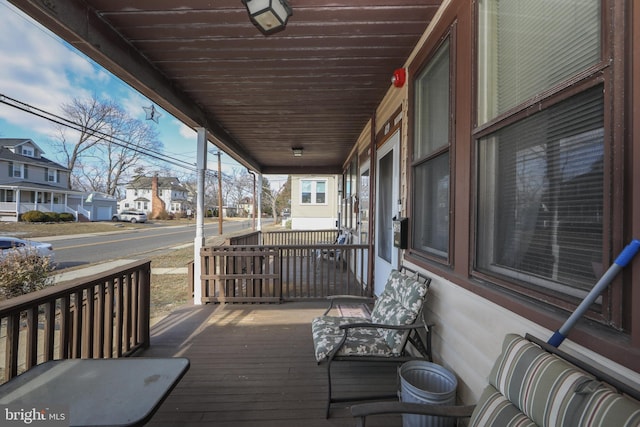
469,385,536,427
470,334,640,427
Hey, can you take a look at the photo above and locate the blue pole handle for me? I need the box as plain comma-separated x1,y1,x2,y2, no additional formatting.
614,239,640,267
548,239,640,347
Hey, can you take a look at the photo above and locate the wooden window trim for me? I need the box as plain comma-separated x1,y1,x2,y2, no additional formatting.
406,26,457,266
404,0,639,372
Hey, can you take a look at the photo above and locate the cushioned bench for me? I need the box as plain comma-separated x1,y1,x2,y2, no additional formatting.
311,268,432,417
352,333,640,426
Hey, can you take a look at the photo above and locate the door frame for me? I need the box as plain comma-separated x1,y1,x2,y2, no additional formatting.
374,130,401,295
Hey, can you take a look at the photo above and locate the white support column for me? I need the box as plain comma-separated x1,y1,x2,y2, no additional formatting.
257,174,263,231
15,189,20,218
193,128,208,305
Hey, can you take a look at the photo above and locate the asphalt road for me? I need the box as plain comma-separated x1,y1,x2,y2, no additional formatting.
42,220,252,270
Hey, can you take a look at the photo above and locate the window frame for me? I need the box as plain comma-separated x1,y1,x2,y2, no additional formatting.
9,162,27,179
471,0,621,327
300,179,328,206
45,168,58,183
407,29,457,266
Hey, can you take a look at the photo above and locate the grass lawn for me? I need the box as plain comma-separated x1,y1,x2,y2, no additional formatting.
149,246,195,324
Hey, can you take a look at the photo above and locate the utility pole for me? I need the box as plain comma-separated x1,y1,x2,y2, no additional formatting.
216,151,223,235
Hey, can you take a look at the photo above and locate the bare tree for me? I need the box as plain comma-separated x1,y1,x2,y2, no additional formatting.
99,117,161,196
53,95,162,194
262,176,290,224
223,168,253,213
53,96,120,188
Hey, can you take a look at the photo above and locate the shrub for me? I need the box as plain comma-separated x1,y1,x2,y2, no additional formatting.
21,210,48,222
43,212,60,222
58,212,75,222
0,248,55,300
155,210,172,220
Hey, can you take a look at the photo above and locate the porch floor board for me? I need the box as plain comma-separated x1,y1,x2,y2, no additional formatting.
142,301,402,427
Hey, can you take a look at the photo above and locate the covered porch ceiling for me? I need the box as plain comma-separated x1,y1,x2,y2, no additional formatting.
8,0,443,174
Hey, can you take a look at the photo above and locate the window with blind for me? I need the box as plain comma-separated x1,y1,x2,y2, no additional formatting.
412,39,451,258
478,0,601,124
477,86,604,297
475,0,609,306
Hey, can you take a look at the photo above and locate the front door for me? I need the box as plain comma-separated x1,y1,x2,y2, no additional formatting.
374,131,400,295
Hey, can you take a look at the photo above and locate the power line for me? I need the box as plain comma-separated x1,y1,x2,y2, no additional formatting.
0,93,198,171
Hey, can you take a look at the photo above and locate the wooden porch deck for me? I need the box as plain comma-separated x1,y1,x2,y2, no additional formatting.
141,301,402,427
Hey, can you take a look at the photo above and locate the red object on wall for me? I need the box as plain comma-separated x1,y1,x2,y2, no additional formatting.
392,68,406,88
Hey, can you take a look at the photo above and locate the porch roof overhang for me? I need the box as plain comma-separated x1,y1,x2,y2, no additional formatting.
7,0,443,175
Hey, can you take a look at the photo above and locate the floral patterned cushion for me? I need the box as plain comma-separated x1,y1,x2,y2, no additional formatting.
370,270,428,351
312,269,428,362
311,315,393,362
376,269,428,313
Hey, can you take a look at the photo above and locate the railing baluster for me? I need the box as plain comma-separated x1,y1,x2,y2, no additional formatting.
84,286,95,358
58,294,70,359
5,313,19,380
25,306,38,370
71,290,82,358
114,276,124,357
124,273,132,353
43,301,55,361
95,283,105,358
105,279,115,358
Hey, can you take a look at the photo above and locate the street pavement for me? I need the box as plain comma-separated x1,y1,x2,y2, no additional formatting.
48,225,227,284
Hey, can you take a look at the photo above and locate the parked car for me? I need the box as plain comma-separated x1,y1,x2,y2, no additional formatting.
112,210,147,223
0,237,55,261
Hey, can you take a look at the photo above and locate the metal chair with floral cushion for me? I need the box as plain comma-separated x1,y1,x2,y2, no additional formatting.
311,267,432,417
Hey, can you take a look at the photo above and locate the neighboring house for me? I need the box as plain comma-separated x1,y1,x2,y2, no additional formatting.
0,138,116,222
290,175,338,230
237,196,254,218
119,175,190,217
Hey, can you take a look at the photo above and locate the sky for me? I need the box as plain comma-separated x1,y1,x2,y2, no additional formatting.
0,0,253,179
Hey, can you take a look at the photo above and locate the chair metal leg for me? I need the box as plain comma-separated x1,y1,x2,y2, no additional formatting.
325,360,333,418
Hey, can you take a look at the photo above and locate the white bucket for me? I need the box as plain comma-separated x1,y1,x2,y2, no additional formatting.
398,361,457,427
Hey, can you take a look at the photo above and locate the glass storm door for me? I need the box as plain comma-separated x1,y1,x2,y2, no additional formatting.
374,131,400,295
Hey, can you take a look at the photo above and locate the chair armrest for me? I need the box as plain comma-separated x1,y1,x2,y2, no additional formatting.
322,295,375,315
351,402,475,427
339,322,429,331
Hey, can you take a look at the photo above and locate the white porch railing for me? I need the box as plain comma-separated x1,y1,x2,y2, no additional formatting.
76,205,90,220
0,202,16,212
0,202,83,221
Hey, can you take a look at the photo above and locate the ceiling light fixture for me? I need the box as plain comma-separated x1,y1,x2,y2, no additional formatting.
242,0,293,35
292,147,303,157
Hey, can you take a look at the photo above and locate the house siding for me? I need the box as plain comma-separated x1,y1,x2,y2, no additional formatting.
290,175,338,230
120,175,190,216
0,139,113,221
350,0,640,405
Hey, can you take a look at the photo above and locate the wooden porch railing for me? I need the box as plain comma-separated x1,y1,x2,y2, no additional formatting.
199,243,370,303
0,260,151,384
262,229,339,245
225,231,260,246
